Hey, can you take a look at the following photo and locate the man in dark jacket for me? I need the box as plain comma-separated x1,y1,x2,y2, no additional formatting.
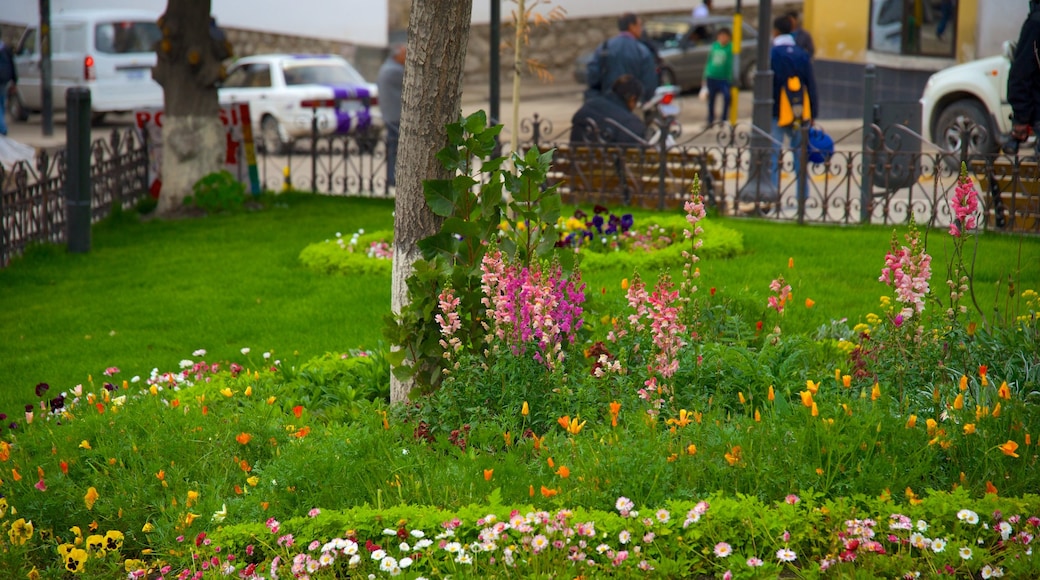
1006,0,1040,154
0,36,18,136
768,16,817,201
571,75,646,145
586,13,658,102
377,43,406,189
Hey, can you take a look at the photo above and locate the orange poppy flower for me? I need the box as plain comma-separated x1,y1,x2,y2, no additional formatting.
998,440,1019,458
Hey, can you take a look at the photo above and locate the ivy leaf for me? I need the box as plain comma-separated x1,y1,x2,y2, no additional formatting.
417,231,456,260
464,110,489,135
441,217,481,240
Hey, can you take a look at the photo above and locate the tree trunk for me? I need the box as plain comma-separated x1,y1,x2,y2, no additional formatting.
390,0,473,404
152,0,227,215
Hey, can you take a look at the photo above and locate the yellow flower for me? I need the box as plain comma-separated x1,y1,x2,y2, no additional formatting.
220,387,234,398
186,490,199,507
738,392,746,405
246,476,259,487
963,423,976,435
998,381,1011,400
842,375,852,388
63,547,88,573
800,390,814,408
926,418,938,436
521,401,529,416
79,440,92,450
8,518,34,545
866,313,881,325
183,512,200,527
754,409,761,422
871,382,881,401
959,375,968,391
124,559,146,573
953,393,964,410
85,534,105,557
84,487,99,510
557,415,586,435
687,444,698,455
141,522,155,533
999,440,1019,457
483,469,493,481
806,380,819,394
768,385,775,402
834,368,842,382
993,402,1002,417
666,409,693,428
905,414,917,429
245,386,253,396
621,278,629,290
852,323,871,335
811,402,819,417
104,530,124,552
266,396,277,405
28,566,41,580
788,257,795,268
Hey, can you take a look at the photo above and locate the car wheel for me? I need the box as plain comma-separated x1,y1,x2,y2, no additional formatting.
659,67,678,89
261,115,289,155
8,92,30,122
934,99,997,170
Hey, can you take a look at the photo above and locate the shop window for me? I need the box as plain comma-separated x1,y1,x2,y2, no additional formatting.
870,0,956,57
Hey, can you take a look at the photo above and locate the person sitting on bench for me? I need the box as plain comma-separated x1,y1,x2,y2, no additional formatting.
570,75,647,145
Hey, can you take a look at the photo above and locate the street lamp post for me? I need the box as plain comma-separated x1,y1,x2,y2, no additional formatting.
489,0,500,127
737,0,775,204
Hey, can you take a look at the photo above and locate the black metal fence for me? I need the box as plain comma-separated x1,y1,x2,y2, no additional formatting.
0,128,149,267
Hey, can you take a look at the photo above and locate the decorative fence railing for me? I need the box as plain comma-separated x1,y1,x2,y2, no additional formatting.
4,113,1036,268
0,128,149,267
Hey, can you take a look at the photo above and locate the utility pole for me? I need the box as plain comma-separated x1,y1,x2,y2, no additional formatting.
40,0,53,136
737,0,775,203
489,0,501,127
729,0,741,125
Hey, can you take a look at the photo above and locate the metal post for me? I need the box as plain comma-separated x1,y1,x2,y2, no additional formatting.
737,0,775,204
490,0,501,126
311,106,318,193
798,123,808,224
860,64,876,224
658,122,668,211
729,0,742,125
66,88,91,253
40,0,54,137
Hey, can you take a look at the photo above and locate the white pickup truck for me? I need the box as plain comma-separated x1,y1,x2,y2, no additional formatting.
920,42,1015,158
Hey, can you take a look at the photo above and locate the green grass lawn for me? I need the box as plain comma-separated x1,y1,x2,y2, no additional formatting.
2,195,1037,416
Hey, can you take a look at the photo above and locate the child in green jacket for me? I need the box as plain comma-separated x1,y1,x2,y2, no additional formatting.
700,28,733,126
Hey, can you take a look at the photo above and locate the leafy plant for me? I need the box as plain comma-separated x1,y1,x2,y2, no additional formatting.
185,170,246,212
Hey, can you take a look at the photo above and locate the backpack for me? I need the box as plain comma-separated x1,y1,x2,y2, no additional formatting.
585,40,610,93
778,75,812,127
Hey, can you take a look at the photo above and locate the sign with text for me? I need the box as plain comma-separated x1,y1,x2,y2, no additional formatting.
134,103,260,198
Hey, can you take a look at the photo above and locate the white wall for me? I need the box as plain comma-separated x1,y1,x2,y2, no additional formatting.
471,0,799,24
976,0,1028,59
3,0,388,47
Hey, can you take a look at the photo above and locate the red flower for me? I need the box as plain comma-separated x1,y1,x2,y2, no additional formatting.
293,405,304,419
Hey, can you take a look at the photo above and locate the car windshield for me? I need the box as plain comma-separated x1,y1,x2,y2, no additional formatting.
94,21,161,54
283,63,367,86
644,21,690,47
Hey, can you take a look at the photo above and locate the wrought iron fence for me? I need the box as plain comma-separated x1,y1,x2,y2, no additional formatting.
0,128,149,267
516,115,1039,234
251,131,391,196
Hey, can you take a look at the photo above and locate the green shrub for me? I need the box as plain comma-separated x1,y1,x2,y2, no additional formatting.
185,170,247,212
298,230,394,276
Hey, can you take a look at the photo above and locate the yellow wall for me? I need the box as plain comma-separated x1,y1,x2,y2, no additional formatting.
954,0,978,62
803,0,870,62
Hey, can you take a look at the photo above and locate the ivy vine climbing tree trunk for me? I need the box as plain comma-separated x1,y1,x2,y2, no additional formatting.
390,0,473,404
152,0,230,215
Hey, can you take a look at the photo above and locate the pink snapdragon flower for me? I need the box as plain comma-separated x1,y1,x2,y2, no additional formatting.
949,167,979,238
435,287,463,355
768,276,792,313
879,227,932,319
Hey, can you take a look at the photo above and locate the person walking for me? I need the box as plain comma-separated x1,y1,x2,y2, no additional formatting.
700,27,733,127
0,36,18,136
585,13,658,103
376,43,406,191
787,11,816,59
768,15,817,201
1005,0,1040,155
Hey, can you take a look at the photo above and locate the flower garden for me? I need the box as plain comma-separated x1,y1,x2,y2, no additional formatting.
1,114,1039,579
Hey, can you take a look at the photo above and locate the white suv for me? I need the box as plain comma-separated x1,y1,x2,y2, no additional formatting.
920,42,1015,158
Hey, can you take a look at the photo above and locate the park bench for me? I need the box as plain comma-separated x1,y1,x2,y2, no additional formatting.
969,159,1040,233
544,143,722,212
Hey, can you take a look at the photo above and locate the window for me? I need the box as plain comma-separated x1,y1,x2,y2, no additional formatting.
223,63,271,88
94,21,162,54
870,0,956,57
17,28,37,56
283,63,366,86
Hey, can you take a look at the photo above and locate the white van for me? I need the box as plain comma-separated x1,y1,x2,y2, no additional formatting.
10,9,164,122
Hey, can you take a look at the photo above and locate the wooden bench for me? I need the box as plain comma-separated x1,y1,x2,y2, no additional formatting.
543,144,723,212
969,159,1040,233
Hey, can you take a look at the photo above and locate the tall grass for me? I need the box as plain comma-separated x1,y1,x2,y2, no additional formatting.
2,195,1037,417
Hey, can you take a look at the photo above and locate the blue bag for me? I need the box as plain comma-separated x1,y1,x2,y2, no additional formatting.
807,126,834,164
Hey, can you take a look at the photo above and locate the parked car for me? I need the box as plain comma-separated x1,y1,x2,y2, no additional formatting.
219,54,378,154
920,41,1015,160
573,15,758,93
10,9,164,122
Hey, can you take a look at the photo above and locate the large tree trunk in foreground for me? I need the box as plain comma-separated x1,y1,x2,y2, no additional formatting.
153,0,227,215
390,0,473,404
